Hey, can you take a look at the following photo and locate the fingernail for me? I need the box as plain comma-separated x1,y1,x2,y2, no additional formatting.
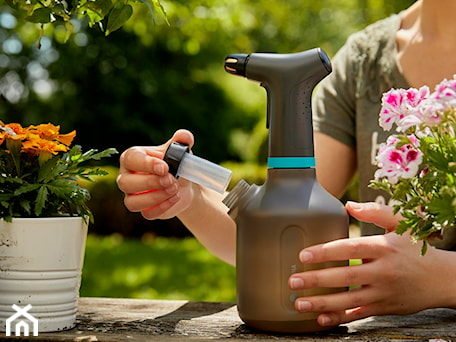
297,301,312,312
289,277,304,290
319,315,332,326
347,201,362,210
160,175,174,188
299,251,313,263
165,183,179,195
154,163,165,175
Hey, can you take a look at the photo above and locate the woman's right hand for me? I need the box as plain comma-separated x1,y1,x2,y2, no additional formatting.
116,129,198,220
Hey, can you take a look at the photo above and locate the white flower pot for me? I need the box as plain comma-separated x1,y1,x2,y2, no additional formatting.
0,217,88,333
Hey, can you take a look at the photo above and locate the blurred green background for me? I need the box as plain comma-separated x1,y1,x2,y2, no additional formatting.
1,0,414,302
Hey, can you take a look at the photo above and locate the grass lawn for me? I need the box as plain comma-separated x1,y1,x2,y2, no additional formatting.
80,234,236,302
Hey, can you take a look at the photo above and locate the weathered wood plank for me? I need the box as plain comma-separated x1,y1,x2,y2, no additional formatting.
1,297,455,341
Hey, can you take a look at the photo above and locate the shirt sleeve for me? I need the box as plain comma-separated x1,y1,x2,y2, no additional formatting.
312,38,358,148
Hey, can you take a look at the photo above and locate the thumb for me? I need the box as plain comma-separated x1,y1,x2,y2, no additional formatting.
156,129,195,155
170,129,194,149
345,201,401,233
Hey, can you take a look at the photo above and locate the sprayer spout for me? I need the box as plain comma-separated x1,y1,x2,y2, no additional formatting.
224,54,250,77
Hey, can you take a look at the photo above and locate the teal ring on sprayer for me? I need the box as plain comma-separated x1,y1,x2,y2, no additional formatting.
267,157,316,168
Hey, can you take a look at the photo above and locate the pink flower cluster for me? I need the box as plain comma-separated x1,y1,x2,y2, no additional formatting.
379,77,456,133
375,76,456,184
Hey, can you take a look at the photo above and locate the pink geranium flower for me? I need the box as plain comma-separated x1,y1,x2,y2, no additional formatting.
379,86,430,132
432,77,456,110
374,135,423,184
379,89,408,131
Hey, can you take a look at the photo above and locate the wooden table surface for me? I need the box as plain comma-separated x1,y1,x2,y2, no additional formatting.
1,297,455,341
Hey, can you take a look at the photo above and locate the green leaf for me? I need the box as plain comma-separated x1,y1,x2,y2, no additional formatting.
369,179,392,193
38,157,61,182
63,20,74,43
0,194,13,202
105,4,133,35
86,0,113,17
14,183,41,196
141,0,170,25
79,148,117,162
35,186,49,216
427,195,456,226
47,179,79,197
20,199,32,215
90,147,118,160
67,145,83,161
396,220,411,235
420,241,428,256
26,7,53,23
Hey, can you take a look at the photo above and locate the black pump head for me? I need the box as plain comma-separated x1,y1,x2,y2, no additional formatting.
224,49,331,80
224,48,332,160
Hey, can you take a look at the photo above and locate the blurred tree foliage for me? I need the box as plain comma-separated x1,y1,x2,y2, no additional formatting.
5,0,168,43
1,0,414,163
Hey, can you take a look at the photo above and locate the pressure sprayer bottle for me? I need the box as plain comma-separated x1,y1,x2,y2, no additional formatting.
222,48,349,333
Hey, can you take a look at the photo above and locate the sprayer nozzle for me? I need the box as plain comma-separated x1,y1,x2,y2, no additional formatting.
224,54,249,77
317,48,332,74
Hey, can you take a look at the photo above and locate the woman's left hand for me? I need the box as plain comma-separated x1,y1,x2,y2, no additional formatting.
288,201,456,327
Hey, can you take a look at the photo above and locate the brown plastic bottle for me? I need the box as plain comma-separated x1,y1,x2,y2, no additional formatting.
223,48,349,333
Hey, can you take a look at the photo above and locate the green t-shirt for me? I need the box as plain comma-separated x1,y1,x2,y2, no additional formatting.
313,14,456,249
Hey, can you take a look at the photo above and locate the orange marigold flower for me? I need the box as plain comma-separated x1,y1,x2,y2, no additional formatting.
1,123,28,146
28,123,76,147
29,123,60,138
56,130,76,146
22,135,70,156
1,123,27,140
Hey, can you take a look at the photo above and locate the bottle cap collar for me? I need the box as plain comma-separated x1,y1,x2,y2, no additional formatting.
164,142,190,177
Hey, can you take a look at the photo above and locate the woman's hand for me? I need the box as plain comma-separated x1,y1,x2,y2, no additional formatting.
288,201,456,327
116,129,198,220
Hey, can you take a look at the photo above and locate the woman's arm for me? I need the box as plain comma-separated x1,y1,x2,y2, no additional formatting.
117,129,236,265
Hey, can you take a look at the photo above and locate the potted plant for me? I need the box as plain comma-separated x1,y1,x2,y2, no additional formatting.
0,121,117,332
